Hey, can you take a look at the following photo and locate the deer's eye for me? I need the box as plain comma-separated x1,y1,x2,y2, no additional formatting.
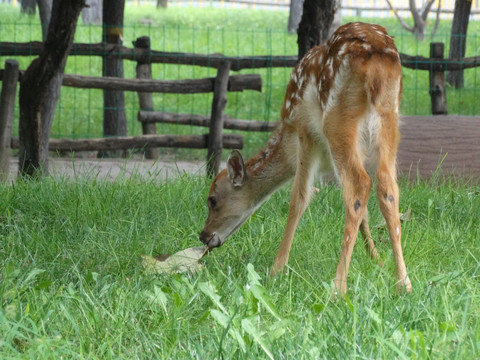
208,196,217,209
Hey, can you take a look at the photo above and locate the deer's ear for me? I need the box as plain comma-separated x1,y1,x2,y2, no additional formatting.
227,150,246,187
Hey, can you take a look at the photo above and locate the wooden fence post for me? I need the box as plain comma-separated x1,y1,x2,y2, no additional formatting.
134,36,158,159
207,60,231,178
429,42,448,115
0,59,19,182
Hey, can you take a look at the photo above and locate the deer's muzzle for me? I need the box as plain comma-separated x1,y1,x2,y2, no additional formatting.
199,231,222,248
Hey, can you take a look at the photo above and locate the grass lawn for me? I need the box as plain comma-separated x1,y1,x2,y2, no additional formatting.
1,173,479,358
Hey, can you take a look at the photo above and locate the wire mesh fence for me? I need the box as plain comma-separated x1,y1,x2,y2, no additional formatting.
1,3,479,160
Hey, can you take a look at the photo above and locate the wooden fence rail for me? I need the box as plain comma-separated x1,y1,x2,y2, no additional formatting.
137,111,277,132
9,134,243,152
2,41,480,71
0,41,298,70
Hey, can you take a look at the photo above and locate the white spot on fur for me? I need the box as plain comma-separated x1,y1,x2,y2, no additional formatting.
338,43,348,57
324,57,350,115
291,71,297,83
298,81,325,141
346,235,350,243
298,75,305,89
362,43,372,51
393,78,401,113
396,227,400,236
285,99,291,110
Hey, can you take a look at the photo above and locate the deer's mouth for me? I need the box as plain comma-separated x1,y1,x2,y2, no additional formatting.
199,231,222,248
199,212,254,248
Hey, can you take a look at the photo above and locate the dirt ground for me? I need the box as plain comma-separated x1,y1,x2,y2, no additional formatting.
7,155,216,183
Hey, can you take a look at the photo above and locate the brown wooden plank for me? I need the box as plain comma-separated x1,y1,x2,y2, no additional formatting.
61,73,261,93
0,41,298,71
397,115,480,179
3,41,480,72
137,110,278,132
10,134,243,151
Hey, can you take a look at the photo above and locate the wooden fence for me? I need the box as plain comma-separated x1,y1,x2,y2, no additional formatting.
0,35,289,176
1,38,480,179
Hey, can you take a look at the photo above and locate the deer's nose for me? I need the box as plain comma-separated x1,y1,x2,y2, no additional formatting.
199,231,212,245
199,231,222,248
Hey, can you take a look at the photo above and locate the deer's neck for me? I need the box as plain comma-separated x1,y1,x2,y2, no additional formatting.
244,125,296,204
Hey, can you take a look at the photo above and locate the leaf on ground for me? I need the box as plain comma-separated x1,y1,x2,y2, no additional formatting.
400,208,412,222
141,246,208,275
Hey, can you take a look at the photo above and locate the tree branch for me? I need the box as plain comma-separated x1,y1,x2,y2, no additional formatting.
385,0,414,32
409,0,422,27
421,0,436,21
431,0,442,38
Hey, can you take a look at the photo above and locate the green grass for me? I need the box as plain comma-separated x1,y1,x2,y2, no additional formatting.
1,4,480,160
1,172,480,358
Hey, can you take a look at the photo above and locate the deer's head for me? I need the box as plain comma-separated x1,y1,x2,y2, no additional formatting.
199,150,257,248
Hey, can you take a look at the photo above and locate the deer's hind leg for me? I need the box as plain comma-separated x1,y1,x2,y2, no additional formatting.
360,209,383,266
375,114,411,293
324,108,372,296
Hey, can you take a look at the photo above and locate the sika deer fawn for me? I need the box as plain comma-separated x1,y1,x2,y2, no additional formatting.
199,22,411,296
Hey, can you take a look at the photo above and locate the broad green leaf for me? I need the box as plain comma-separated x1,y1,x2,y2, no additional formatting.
246,263,262,286
22,268,45,287
250,284,281,321
210,310,246,352
146,286,169,314
242,318,274,360
312,303,325,314
198,281,228,314
268,322,286,340
439,321,457,332
210,309,230,328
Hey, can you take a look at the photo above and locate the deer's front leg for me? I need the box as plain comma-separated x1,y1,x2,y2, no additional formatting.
271,138,317,276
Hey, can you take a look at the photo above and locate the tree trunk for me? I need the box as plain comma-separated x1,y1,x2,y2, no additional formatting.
297,0,336,61
288,0,304,34
18,0,86,177
21,0,36,15
447,0,472,89
328,0,342,37
82,0,103,25
157,0,168,8
101,0,127,158
36,0,64,176
37,0,52,40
